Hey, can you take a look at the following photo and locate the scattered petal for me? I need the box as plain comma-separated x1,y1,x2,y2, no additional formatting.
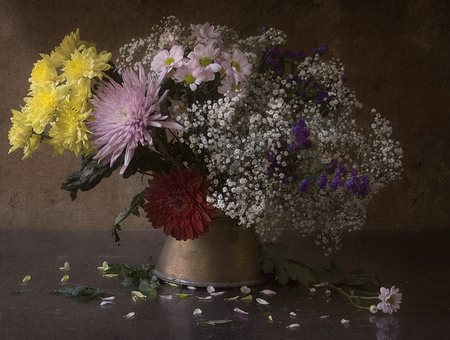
102,296,115,301
159,294,173,300
325,289,331,295
314,282,328,287
124,312,135,319
165,282,179,287
240,295,253,301
197,296,212,300
22,275,32,284
256,298,270,305
98,261,109,271
240,286,251,294
175,293,192,298
224,296,240,301
260,289,277,295
59,262,71,271
100,301,114,306
207,285,215,294
341,318,350,324
103,273,120,278
132,291,146,299
187,286,197,290
210,291,225,296
290,312,297,317
193,308,202,316
233,307,249,315
286,323,300,329
268,315,274,321
309,288,316,293
201,320,232,326
132,296,138,303
320,315,329,319
60,275,70,283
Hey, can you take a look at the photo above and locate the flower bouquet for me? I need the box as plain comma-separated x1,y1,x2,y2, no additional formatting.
8,16,403,312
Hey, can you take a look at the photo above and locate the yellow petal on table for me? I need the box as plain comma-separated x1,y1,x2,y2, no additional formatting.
175,293,192,298
268,315,274,322
98,261,109,271
103,273,120,278
224,296,240,301
60,275,70,283
131,291,146,299
22,275,32,283
59,262,71,271
165,282,179,287
240,295,253,301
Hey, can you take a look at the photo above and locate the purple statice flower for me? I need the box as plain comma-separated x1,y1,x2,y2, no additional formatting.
341,75,348,84
289,119,312,151
298,92,307,98
309,46,319,56
299,178,312,193
317,175,328,189
265,56,278,68
328,174,343,189
336,164,346,175
90,64,183,175
325,159,337,174
344,169,371,196
319,43,329,55
291,75,301,83
261,26,271,34
283,49,297,59
313,83,327,101
297,50,307,60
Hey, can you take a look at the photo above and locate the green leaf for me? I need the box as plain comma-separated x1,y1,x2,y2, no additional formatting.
112,191,145,244
53,285,108,301
120,276,134,288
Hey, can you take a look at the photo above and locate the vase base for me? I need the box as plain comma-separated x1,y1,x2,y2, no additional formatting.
153,269,268,288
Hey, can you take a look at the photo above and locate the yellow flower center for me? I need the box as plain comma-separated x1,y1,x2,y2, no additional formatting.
199,57,211,67
164,57,175,66
184,75,196,84
231,61,240,72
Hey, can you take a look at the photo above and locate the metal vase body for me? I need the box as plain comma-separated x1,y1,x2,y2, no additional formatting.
153,217,266,287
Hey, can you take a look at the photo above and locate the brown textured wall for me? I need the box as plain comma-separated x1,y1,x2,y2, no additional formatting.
1,0,449,231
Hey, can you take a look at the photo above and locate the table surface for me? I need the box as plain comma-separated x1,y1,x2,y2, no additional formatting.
1,228,449,340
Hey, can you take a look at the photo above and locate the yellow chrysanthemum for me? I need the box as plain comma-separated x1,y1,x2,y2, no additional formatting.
9,109,33,153
47,104,93,156
62,47,111,83
8,109,43,159
24,83,67,134
29,56,62,86
68,78,93,112
50,29,81,68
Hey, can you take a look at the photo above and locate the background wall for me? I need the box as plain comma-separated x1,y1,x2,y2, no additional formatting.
1,0,449,232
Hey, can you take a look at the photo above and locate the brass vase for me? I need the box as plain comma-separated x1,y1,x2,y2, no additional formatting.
153,216,267,288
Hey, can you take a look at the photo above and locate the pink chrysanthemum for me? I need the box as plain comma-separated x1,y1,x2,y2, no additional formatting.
377,286,402,314
90,64,183,175
221,50,252,85
143,167,218,241
151,45,185,74
190,23,223,46
187,44,221,81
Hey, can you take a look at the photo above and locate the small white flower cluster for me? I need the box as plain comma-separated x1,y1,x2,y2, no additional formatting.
117,18,403,253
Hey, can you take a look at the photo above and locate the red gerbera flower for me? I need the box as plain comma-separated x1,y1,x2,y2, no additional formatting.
143,167,218,240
